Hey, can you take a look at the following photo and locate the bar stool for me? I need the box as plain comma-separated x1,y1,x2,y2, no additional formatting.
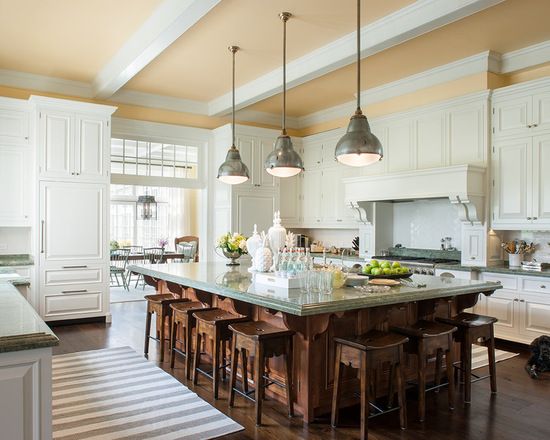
331,330,408,440
228,321,295,426
192,309,249,399
391,320,457,422
143,277,189,363
436,312,498,403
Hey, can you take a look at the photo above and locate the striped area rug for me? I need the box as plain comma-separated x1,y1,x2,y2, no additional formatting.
52,347,244,440
471,345,519,370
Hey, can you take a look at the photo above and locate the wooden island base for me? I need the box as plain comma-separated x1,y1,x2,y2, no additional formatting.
151,276,489,423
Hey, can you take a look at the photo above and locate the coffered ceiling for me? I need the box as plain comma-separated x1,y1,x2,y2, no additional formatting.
1,0,550,125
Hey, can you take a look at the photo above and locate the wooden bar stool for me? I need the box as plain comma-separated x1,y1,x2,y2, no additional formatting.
169,301,213,379
331,330,408,440
228,321,295,426
437,312,498,403
192,309,249,399
391,320,457,422
143,277,189,363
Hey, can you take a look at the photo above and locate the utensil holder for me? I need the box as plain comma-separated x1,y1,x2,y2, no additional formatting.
508,253,523,267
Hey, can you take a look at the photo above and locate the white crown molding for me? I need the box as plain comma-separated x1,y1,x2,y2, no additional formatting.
93,0,221,99
112,117,211,142
500,39,550,73
208,0,505,116
29,95,117,115
298,52,498,128
109,89,208,114
0,68,93,98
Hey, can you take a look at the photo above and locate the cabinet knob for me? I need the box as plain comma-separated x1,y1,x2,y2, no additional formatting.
533,217,538,220
527,124,533,128
471,256,476,260
533,123,538,127
336,219,343,222
527,217,532,220
541,285,547,289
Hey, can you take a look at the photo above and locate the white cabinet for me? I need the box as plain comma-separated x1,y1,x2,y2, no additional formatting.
302,169,322,225
279,174,301,226
448,100,486,165
302,139,324,170
0,146,31,226
235,134,277,189
492,95,532,138
0,105,30,146
38,111,109,182
386,119,412,173
231,190,279,237
461,225,486,265
415,111,445,169
492,133,550,229
479,272,550,344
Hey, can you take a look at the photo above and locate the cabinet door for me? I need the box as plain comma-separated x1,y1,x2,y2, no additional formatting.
362,121,387,176
40,181,106,262
258,137,277,188
74,116,108,181
532,90,550,132
235,135,254,188
492,138,531,227
492,95,532,138
531,133,550,227
279,173,301,225
519,292,550,342
461,226,486,266
483,290,519,339
302,170,322,224
39,111,74,178
0,146,30,226
334,166,356,226
232,191,277,236
321,167,338,224
448,102,486,165
415,111,445,169
386,120,412,173
302,140,323,170
0,107,29,145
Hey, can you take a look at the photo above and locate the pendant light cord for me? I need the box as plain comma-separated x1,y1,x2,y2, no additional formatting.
356,0,362,115
229,46,238,148
280,13,290,135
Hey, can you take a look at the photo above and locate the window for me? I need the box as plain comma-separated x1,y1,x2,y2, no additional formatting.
110,185,197,250
111,138,199,180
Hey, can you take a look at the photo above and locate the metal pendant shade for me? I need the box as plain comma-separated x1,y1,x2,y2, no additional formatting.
335,0,383,167
217,46,250,185
265,12,304,178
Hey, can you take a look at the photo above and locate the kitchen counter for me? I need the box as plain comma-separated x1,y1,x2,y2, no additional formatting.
0,253,34,267
310,252,365,264
129,261,499,422
0,282,58,353
436,262,550,278
0,267,31,286
129,262,500,317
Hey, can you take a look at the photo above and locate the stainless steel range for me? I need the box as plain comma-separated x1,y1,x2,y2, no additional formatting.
370,256,459,276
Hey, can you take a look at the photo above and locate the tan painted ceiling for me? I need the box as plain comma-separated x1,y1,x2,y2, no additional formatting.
249,0,550,117
0,0,162,82
123,0,415,100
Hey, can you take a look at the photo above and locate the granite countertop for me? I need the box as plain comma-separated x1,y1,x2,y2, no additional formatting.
0,268,31,286
0,254,34,267
310,252,365,263
0,282,58,353
436,262,550,278
129,262,500,317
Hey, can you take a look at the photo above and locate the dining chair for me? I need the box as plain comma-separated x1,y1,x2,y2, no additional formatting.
175,236,199,262
110,248,130,290
135,247,166,288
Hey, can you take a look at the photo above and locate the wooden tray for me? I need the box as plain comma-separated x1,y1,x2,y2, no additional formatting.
368,278,401,286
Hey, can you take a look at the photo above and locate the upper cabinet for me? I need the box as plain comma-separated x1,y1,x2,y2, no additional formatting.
31,96,116,183
0,104,30,146
491,78,550,230
234,134,278,189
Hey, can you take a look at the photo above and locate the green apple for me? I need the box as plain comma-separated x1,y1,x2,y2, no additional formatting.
372,267,382,276
370,259,380,267
381,262,391,269
392,261,401,268
362,265,372,274
383,268,392,275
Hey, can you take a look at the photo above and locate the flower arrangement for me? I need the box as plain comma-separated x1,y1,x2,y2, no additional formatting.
217,232,248,255
158,237,169,249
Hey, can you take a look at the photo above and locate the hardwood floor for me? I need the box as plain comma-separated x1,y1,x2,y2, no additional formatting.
51,301,550,440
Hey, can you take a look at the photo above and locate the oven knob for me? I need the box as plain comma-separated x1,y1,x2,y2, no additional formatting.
421,269,427,275
427,269,434,275
414,268,421,274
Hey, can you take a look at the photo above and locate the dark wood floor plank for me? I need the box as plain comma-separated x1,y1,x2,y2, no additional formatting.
50,301,550,440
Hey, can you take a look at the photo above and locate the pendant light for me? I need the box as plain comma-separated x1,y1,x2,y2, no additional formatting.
217,46,250,185
136,193,157,220
265,12,304,178
335,0,383,167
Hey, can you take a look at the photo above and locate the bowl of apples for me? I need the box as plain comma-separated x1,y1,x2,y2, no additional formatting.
361,260,413,279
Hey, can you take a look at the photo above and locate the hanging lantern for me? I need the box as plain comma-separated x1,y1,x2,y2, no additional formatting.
136,195,157,220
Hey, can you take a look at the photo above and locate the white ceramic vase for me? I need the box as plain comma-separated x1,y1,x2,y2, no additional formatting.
246,224,262,266
267,211,286,256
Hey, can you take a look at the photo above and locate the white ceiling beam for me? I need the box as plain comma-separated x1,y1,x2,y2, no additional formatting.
208,0,504,116
92,0,221,99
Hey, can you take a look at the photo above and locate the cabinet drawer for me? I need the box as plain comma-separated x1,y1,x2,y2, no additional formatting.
481,272,518,290
521,277,550,294
43,264,104,286
43,289,103,318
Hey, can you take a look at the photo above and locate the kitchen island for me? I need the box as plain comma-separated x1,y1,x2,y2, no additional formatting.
0,281,59,439
129,262,500,422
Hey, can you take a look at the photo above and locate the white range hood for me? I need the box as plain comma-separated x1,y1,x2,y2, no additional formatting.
344,165,487,225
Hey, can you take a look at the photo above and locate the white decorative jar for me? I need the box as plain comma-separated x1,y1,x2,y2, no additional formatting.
267,211,286,256
246,224,262,266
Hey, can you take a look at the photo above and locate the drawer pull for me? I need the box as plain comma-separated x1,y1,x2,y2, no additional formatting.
61,289,88,294
62,265,88,269
513,298,519,302
541,285,546,289
520,299,525,303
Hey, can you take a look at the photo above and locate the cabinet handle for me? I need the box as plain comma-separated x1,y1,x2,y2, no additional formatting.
62,265,88,269
254,184,260,187
541,285,547,289
471,256,476,260
513,298,519,302
533,217,538,220
519,299,525,303
527,217,532,220
40,220,45,254
61,289,88,294
527,124,533,128
532,123,538,127
336,219,343,222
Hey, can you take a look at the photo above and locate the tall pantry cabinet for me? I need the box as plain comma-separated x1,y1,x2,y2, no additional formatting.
30,96,116,322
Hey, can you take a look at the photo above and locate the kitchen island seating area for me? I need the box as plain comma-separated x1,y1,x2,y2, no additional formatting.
129,261,501,436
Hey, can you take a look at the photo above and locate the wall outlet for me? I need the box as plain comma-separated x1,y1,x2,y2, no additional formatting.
0,243,7,251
